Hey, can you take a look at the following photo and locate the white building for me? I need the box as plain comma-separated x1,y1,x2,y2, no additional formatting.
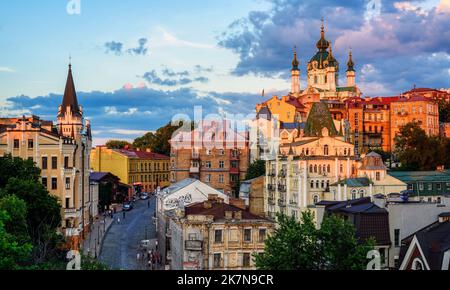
156,178,229,266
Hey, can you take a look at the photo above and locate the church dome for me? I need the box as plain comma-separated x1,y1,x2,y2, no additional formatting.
316,22,329,51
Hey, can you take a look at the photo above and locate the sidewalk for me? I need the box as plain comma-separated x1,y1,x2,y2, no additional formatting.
82,215,114,258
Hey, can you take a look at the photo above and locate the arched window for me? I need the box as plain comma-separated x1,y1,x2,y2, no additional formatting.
316,180,320,188
327,164,331,173
314,165,317,173
324,145,329,156
318,165,322,174
323,165,327,174
344,148,347,156
306,149,309,155
321,180,325,188
309,165,313,173
412,258,425,270
310,180,314,188
351,189,358,200
313,195,319,204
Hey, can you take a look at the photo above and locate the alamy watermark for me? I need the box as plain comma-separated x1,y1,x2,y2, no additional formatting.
67,0,81,15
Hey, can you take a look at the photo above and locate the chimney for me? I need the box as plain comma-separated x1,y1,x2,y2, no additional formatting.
225,211,233,220
234,211,242,220
208,194,218,202
204,201,212,209
230,198,246,210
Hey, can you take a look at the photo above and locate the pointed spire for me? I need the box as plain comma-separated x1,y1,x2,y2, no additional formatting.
292,46,299,71
327,42,336,67
59,62,82,118
347,49,355,72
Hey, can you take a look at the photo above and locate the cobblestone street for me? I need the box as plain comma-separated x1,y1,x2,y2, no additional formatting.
98,197,157,270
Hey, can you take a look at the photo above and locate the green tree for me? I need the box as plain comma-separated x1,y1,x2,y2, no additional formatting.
98,182,113,212
394,122,449,170
245,160,266,180
0,210,33,270
254,212,374,270
133,121,191,155
105,140,132,149
438,99,450,123
0,195,29,244
0,154,40,187
0,178,62,264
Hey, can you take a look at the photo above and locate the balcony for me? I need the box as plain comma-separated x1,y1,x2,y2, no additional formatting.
185,240,203,251
278,185,286,192
267,184,275,191
278,171,286,178
64,208,80,219
190,166,200,173
268,197,275,205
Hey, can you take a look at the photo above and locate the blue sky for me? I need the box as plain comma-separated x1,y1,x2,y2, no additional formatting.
1,0,449,145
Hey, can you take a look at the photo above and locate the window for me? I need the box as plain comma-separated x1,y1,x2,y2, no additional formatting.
214,229,223,243
437,183,442,191
419,182,424,191
314,76,318,84
313,195,319,204
205,174,211,183
309,165,313,173
51,178,57,190
310,180,314,189
427,183,432,191
412,258,425,270
65,198,70,209
42,177,48,188
219,174,224,183
244,229,252,242
64,156,69,169
219,161,224,168
65,177,70,189
243,253,251,267
394,229,400,247
259,229,267,243
51,157,57,169
42,157,48,170
205,161,211,168
213,253,221,268
376,172,381,181
206,150,212,156
13,139,19,149
28,139,33,149
437,197,442,204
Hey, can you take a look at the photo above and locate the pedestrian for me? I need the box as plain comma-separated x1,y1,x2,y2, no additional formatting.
147,200,150,208
123,211,126,219
117,217,121,224
137,253,140,261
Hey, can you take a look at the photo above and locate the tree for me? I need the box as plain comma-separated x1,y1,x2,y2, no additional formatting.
0,178,62,263
254,212,374,270
133,121,191,155
98,182,113,212
438,99,450,123
105,140,132,150
245,160,266,180
0,195,29,244
394,122,449,170
0,210,33,270
0,154,40,188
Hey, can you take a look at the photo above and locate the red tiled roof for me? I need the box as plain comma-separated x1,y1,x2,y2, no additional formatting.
404,88,446,94
285,96,306,109
393,95,434,103
115,149,169,160
185,201,267,221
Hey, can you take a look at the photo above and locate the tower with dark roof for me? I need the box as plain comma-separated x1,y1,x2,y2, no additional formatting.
346,50,356,87
291,48,301,94
57,63,84,138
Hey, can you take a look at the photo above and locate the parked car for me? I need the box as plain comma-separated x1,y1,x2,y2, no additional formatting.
140,193,149,200
123,202,133,211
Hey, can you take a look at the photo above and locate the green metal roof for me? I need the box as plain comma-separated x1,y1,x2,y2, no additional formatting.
304,102,338,137
330,178,372,187
337,86,357,92
388,171,450,182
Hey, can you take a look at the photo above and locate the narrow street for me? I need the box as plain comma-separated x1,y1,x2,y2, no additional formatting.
98,196,157,270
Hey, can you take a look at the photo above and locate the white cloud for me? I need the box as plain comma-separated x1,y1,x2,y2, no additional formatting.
0,67,15,73
155,27,215,49
104,106,139,116
109,129,148,135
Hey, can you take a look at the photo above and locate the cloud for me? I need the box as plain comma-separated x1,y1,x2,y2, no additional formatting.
5,87,261,143
104,37,149,56
217,0,450,95
156,27,215,49
0,67,15,73
104,41,123,55
142,68,210,87
127,38,149,55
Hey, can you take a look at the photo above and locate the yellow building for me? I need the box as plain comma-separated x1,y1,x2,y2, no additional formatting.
91,146,170,194
0,64,93,249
